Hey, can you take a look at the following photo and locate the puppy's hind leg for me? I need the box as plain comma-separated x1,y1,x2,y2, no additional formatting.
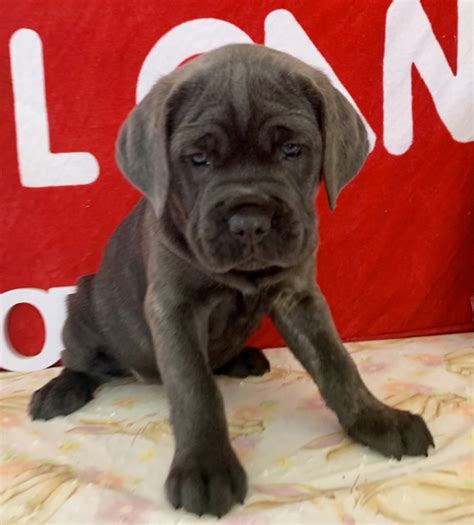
29,349,130,420
29,368,100,421
214,347,270,378
29,275,129,421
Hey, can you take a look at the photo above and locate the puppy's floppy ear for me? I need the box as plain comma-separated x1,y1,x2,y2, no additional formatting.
303,71,369,210
115,78,175,218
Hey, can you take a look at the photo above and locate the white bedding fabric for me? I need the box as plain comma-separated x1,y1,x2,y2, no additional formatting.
1,333,473,524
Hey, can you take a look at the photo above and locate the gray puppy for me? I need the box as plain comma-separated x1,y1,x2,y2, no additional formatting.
30,44,434,517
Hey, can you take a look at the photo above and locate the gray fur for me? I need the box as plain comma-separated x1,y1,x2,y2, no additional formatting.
29,44,433,517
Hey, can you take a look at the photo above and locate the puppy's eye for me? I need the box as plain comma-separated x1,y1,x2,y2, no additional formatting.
190,152,210,167
282,143,302,159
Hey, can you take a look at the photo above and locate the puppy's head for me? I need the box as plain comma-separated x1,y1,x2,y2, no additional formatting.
116,45,369,286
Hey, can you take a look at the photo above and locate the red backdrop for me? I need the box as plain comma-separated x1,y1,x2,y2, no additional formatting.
1,0,473,361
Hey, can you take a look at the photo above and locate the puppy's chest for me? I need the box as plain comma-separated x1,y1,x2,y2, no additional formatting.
207,293,265,361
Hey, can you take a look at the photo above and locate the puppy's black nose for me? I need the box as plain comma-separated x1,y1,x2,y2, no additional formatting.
228,208,271,243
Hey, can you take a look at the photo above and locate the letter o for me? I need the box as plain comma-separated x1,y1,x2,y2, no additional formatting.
0,287,75,371
136,18,253,103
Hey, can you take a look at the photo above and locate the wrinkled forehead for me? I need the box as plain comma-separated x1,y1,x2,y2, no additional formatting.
169,61,319,152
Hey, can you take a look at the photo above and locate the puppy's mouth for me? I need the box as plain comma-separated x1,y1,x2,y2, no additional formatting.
227,258,286,281
232,258,273,271
229,265,283,280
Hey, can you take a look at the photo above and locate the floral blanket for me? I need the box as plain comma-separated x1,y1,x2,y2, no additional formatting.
1,333,473,524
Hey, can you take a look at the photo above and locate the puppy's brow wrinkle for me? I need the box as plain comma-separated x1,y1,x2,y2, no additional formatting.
171,123,229,156
229,62,250,134
178,122,227,136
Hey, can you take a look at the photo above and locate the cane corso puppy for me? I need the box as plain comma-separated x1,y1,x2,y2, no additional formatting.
29,44,434,517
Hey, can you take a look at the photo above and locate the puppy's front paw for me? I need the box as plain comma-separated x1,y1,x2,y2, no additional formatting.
346,406,434,460
165,447,247,517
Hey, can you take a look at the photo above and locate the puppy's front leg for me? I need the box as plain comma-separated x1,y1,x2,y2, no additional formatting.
271,286,434,459
145,290,246,517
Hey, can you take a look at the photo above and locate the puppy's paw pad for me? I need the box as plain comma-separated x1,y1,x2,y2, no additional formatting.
347,407,434,460
165,449,247,517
